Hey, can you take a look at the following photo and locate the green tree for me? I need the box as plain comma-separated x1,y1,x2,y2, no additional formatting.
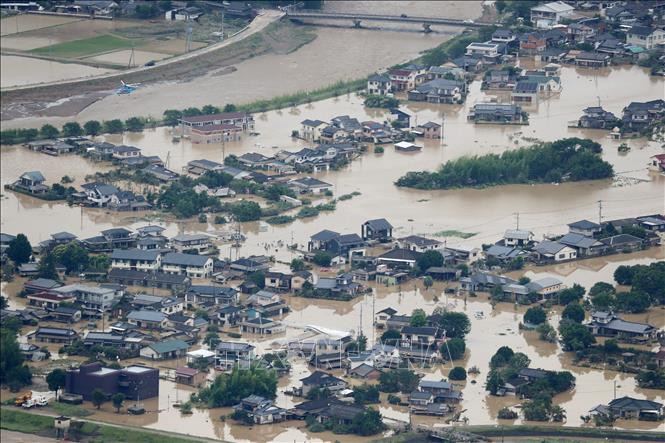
52,241,89,273
486,371,504,395
417,250,444,272
205,331,220,348
524,306,547,325
410,308,427,327
537,322,557,343
196,365,277,407
558,284,585,305
223,104,237,112
111,392,125,413
441,337,466,360
561,303,585,323
88,254,111,272
290,258,305,272
378,369,419,393
423,276,433,290
103,119,124,134
182,107,202,117
313,251,332,267
449,366,467,380
352,384,380,405
614,265,634,285
124,117,145,132
490,346,514,369
437,311,471,338
46,369,66,400
230,201,262,222
83,120,102,136
247,271,266,289
40,124,59,139
92,389,106,409
351,408,385,436
380,329,401,343
559,321,595,351
62,122,83,137
38,251,58,280
589,282,615,297
163,109,183,126
495,0,506,14
7,234,32,264
614,291,651,313
1,328,32,387
201,105,220,114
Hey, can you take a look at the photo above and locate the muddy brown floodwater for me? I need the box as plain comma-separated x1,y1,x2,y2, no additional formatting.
1,1,482,127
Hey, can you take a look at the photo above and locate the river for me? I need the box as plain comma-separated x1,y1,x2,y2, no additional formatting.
1,1,482,127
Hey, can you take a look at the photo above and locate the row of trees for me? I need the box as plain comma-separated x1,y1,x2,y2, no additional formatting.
0,118,149,145
396,138,614,189
163,104,238,126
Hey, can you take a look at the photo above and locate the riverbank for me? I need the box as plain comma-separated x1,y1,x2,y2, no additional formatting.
1,5,479,127
0,408,215,443
374,426,665,443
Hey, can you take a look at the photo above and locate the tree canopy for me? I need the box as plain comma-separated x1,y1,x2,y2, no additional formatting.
7,234,32,264
396,138,613,189
196,365,277,407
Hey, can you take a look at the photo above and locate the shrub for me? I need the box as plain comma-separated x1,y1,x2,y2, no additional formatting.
449,366,467,380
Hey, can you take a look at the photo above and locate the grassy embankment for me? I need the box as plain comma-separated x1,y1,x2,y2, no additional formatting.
0,408,206,443
373,427,665,443
30,35,136,58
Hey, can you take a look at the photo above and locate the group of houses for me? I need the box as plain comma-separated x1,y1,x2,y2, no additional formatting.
574,99,665,133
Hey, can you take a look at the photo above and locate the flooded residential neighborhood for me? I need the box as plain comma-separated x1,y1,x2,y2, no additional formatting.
1,1,664,443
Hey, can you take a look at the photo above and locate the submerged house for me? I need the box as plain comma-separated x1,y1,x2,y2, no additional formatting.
14,171,48,194
407,78,466,104
577,106,619,129
468,103,527,124
585,311,657,341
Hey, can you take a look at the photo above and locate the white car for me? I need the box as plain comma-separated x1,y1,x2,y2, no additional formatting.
463,19,475,24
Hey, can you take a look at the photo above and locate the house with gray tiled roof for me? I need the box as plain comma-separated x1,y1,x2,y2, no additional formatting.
361,218,393,242
161,252,213,279
586,311,657,341
533,240,577,262
139,339,189,359
110,249,161,272
127,310,168,329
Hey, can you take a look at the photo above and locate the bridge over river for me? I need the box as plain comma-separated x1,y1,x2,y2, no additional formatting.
286,10,498,32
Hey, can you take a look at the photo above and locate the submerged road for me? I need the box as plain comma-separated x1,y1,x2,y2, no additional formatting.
0,9,284,92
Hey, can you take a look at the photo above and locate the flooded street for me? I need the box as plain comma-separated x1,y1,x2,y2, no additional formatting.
2,65,663,256
2,3,665,440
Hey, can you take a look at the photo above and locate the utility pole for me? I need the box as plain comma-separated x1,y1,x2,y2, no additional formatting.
613,380,617,399
514,212,520,230
221,10,225,40
598,200,603,226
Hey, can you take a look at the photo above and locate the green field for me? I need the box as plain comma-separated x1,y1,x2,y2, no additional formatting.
30,34,136,58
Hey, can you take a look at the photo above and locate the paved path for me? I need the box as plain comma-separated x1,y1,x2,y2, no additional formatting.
1,9,284,92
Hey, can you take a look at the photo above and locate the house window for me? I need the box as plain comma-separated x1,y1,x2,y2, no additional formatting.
558,254,565,259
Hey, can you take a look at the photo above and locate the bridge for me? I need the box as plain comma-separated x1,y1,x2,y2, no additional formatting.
286,11,497,33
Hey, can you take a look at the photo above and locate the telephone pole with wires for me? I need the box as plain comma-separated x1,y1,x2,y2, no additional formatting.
597,200,603,226
514,212,520,230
